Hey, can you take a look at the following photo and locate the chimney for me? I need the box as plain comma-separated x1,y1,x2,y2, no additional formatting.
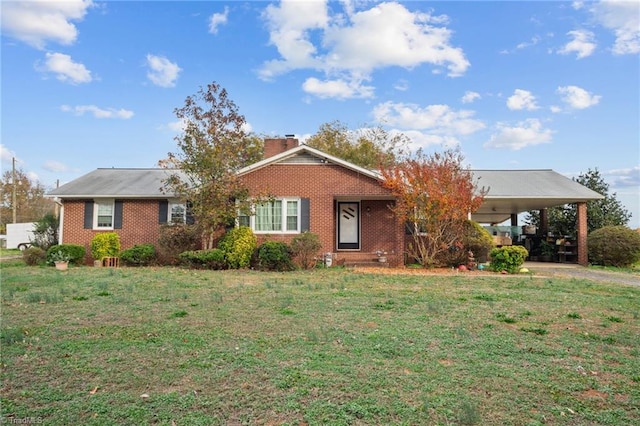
263,135,299,159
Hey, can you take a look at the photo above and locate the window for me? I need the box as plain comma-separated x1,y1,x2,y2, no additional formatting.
169,202,186,224
95,200,114,229
239,198,301,233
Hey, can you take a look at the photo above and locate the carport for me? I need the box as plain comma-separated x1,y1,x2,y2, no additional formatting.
470,170,604,265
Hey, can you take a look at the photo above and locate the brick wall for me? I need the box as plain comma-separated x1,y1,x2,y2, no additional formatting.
239,163,404,266
61,199,164,264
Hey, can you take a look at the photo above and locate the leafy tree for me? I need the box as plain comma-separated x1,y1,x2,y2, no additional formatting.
380,148,487,268
306,120,407,169
160,82,263,248
525,168,631,235
0,168,55,232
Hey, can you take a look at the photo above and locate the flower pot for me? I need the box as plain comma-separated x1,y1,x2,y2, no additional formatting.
55,261,69,271
94,260,102,267
378,256,387,263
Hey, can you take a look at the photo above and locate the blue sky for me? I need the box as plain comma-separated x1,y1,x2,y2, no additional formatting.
2,0,639,227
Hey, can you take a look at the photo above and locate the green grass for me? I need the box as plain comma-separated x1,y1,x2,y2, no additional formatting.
1,263,639,425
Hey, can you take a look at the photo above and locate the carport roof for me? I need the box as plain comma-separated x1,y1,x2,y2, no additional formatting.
471,169,603,224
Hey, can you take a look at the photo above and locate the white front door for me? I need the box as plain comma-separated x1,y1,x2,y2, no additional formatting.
337,202,360,250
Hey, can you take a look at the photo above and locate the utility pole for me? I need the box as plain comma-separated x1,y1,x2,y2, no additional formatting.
12,157,17,223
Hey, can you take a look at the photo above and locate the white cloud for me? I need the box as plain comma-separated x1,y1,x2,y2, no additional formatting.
484,119,553,150
461,91,480,104
590,0,640,54
209,7,229,34
146,54,181,88
557,85,601,109
394,79,409,91
558,30,597,58
40,52,92,84
43,160,71,173
0,0,93,49
260,1,469,99
372,101,485,148
302,77,374,99
0,144,18,163
606,166,640,187
507,89,539,111
61,105,134,119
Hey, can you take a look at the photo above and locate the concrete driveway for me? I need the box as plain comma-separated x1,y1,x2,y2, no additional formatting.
524,262,640,287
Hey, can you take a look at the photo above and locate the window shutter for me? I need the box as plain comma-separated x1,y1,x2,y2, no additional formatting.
114,200,124,229
158,200,168,224
301,198,310,232
405,221,414,235
83,200,94,229
186,201,195,225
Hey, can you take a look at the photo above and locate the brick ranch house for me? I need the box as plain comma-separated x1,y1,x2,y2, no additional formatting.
48,137,603,266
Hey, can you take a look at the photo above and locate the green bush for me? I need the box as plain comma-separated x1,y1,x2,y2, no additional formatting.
257,241,294,271
90,232,121,261
438,221,495,267
120,244,156,266
157,224,201,265
179,249,226,270
218,226,256,269
588,225,640,267
46,244,85,265
23,247,46,266
489,245,529,274
290,232,322,269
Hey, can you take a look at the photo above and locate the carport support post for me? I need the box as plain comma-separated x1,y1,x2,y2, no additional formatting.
576,202,588,266
539,208,548,236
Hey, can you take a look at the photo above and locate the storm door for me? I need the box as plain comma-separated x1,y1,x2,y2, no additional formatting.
337,202,360,250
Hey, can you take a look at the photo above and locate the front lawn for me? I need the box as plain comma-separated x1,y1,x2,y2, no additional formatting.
1,263,638,425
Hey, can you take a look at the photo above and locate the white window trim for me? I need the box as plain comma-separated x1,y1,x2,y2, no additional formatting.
169,200,187,224
94,199,115,230
239,197,301,234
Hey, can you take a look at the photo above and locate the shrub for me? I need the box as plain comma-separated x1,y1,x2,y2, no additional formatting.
157,224,201,265
290,232,322,269
257,241,294,271
91,233,121,261
588,225,640,267
120,244,156,266
179,249,226,270
218,226,256,269
30,213,59,250
23,247,46,266
438,221,495,267
489,245,529,274
46,244,85,265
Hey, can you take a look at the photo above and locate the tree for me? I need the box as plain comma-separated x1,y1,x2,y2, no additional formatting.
160,82,263,248
525,168,631,235
0,168,55,232
305,120,407,169
380,148,487,268
30,213,59,250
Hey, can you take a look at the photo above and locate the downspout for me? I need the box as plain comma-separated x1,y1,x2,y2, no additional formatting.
52,197,64,244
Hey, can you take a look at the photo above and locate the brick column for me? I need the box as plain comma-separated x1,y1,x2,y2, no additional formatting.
576,202,588,266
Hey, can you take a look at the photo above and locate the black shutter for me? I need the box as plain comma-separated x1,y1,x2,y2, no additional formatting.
405,221,414,235
186,201,195,225
114,200,124,229
83,200,94,229
301,198,310,232
158,200,168,224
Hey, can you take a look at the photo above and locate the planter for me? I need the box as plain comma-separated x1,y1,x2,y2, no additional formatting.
94,260,102,267
378,256,387,263
55,261,69,271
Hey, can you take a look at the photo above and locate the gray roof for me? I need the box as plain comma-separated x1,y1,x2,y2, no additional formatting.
471,169,603,223
48,168,187,198
47,162,603,224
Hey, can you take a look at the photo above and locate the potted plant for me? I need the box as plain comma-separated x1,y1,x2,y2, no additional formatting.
375,249,388,263
51,250,71,270
539,241,555,262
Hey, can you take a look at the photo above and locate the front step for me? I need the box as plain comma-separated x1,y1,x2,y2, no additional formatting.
332,252,392,268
